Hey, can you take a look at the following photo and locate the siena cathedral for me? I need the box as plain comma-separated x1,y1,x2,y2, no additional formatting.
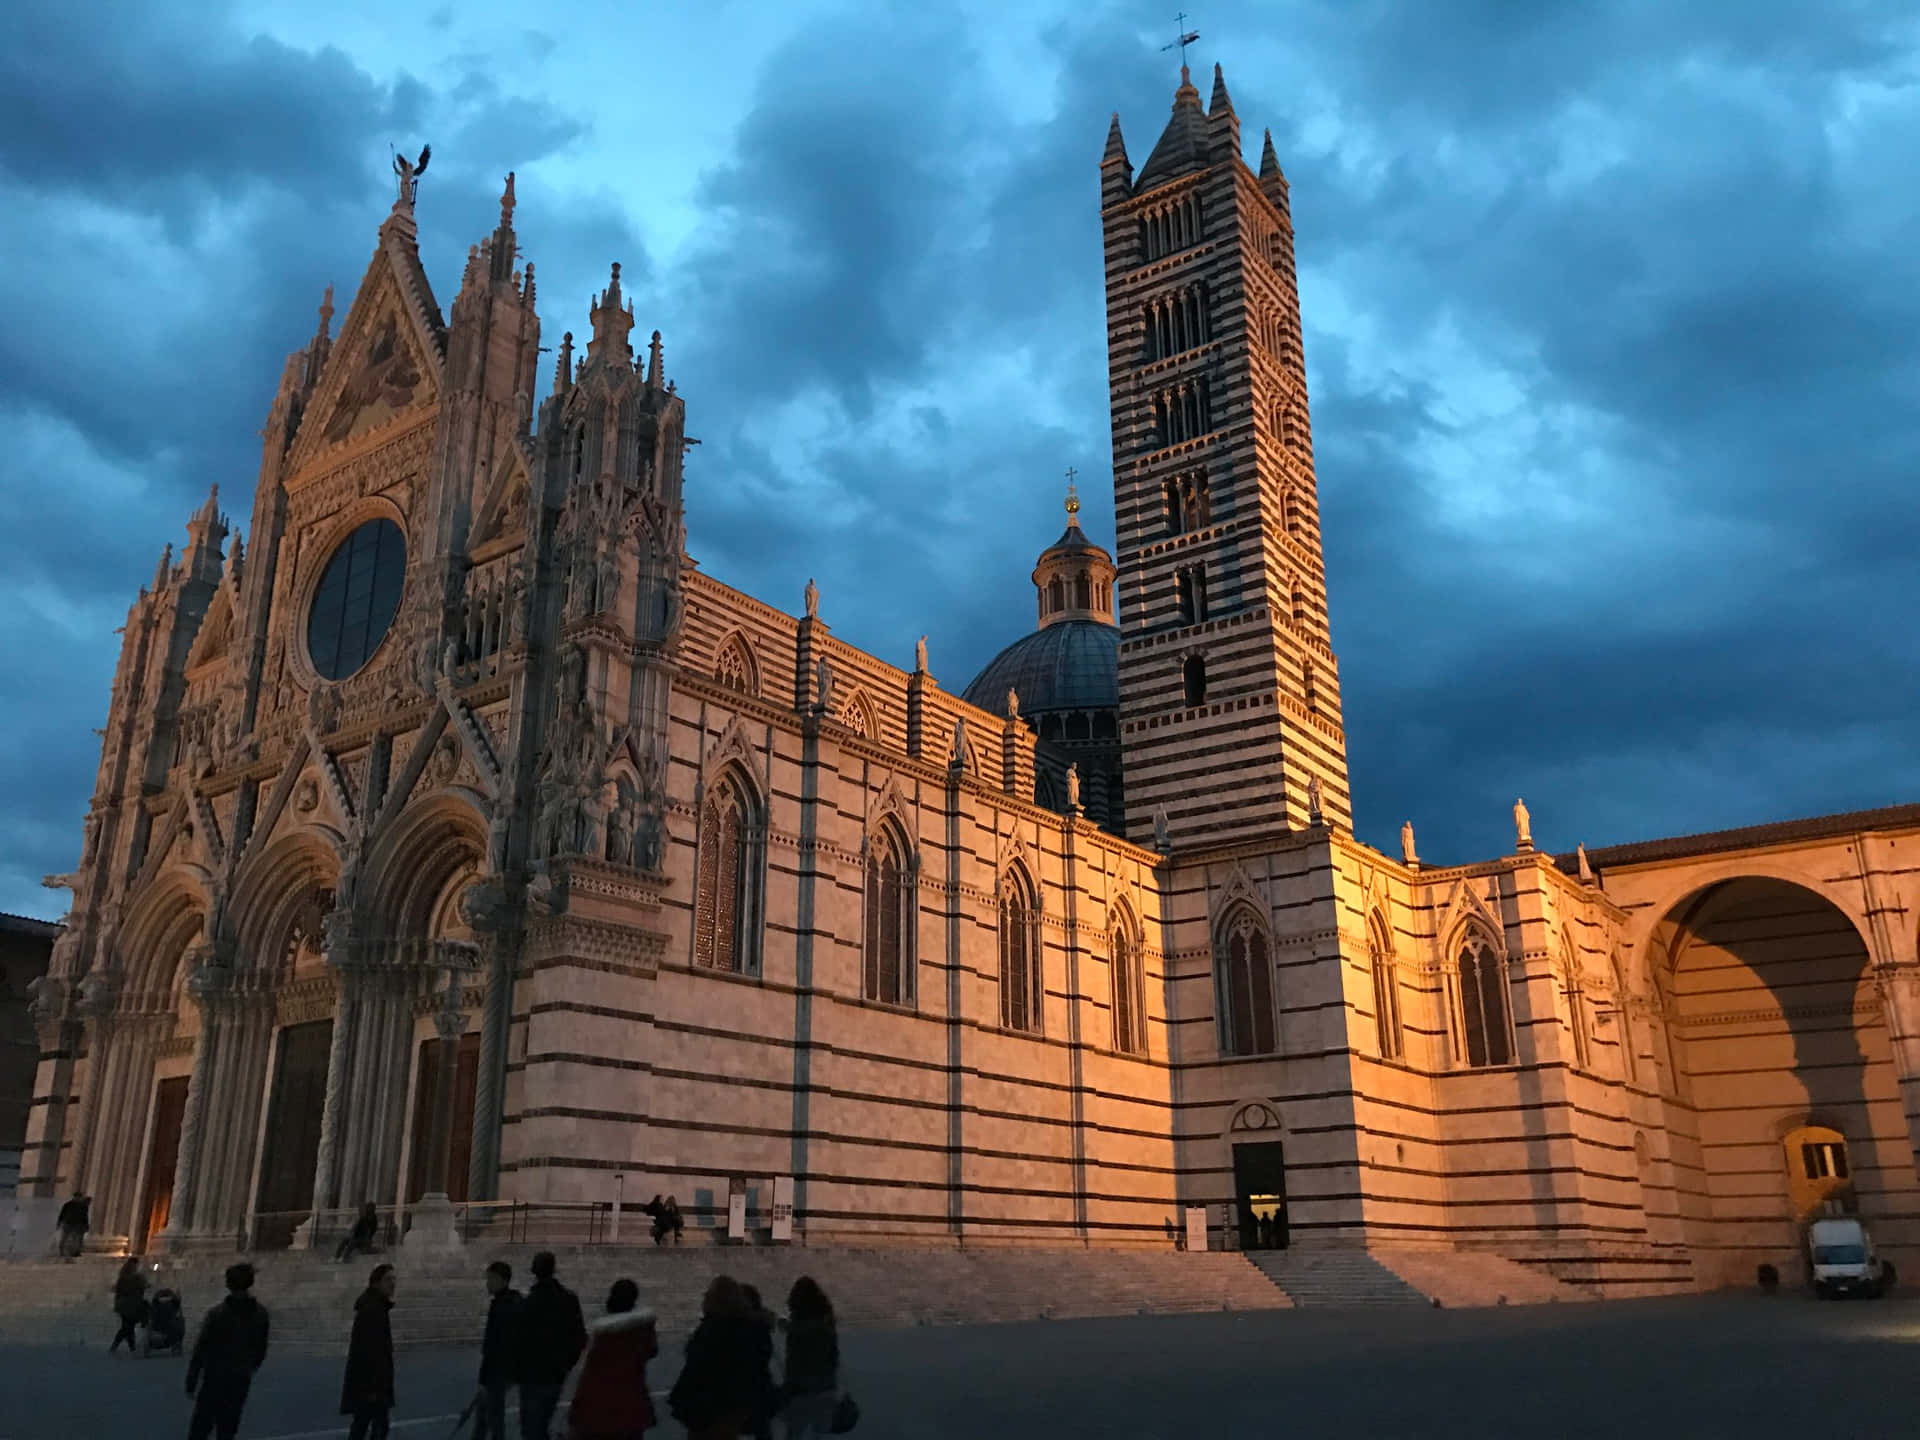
23,65,1920,1294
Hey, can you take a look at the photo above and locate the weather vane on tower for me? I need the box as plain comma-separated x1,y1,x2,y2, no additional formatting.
1162,12,1200,73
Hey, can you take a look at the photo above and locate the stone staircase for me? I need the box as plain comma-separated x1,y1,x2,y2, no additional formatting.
1369,1248,1593,1308
1245,1249,1430,1308
0,1244,1290,1349
1245,1246,1591,1309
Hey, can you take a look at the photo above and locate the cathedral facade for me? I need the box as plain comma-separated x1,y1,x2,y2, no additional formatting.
24,68,1920,1293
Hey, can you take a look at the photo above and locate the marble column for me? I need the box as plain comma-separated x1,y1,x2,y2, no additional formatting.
100,1017,165,1243
408,966,472,1252
467,931,514,1201
159,965,227,1244
308,971,361,1221
201,994,273,1239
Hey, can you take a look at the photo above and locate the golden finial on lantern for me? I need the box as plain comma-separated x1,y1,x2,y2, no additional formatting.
1064,466,1080,524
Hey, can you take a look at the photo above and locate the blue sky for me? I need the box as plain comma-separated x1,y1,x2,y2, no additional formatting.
5,0,1920,920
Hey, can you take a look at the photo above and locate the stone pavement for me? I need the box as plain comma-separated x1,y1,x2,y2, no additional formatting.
3,1292,1917,1439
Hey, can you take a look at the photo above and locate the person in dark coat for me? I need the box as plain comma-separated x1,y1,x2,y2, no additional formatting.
474,1260,522,1440
668,1276,767,1440
566,1278,657,1440
779,1277,840,1440
336,1203,380,1264
56,1193,89,1259
515,1250,587,1440
340,1264,397,1440
111,1255,150,1353
739,1285,778,1440
185,1262,270,1440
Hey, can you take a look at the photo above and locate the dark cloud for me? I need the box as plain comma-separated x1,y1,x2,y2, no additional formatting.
6,0,1920,916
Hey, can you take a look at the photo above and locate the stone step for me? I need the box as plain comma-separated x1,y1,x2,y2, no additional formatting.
0,1245,1290,1348
1369,1247,1592,1308
1246,1250,1430,1307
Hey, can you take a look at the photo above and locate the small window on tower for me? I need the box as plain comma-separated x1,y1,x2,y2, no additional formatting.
1175,568,1196,625
1075,575,1091,610
1184,654,1207,707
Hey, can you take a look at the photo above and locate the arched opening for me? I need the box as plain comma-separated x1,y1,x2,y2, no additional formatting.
1183,654,1207,707
1216,906,1276,1057
1110,907,1145,1057
695,767,765,975
863,823,913,1006
999,865,1041,1035
1368,910,1403,1062
1644,876,1907,1287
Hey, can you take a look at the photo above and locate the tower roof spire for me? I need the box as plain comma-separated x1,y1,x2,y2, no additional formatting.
1208,62,1234,118
1102,113,1129,168
587,262,635,366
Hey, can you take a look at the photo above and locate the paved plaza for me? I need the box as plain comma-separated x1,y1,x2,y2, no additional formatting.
2,1292,1916,1439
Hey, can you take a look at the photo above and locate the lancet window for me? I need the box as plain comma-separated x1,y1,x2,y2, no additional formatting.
1369,911,1404,1062
999,866,1042,1035
863,824,914,1006
694,769,762,974
1111,917,1145,1056
1456,932,1513,1068
1217,906,1277,1057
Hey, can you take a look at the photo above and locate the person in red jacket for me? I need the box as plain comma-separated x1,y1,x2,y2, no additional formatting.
567,1278,657,1440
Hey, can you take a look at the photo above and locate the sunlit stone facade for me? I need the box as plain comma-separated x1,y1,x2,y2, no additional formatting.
22,71,1920,1293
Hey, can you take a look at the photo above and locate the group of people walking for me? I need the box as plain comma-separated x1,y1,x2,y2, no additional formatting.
473,1253,851,1440
160,1248,849,1440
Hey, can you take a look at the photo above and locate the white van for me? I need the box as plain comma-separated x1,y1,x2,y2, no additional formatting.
1808,1217,1895,1298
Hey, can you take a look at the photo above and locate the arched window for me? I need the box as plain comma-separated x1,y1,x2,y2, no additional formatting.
1561,934,1591,1071
1183,654,1207,707
1611,954,1637,1081
1456,933,1512,1067
1111,918,1145,1056
1048,577,1065,615
999,867,1042,1034
694,770,760,974
1369,911,1403,1061
1217,907,1276,1057
714,635,756,696
1075,574,1091,610
863,825,912,1005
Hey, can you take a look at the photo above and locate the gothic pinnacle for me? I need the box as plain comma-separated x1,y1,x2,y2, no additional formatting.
154,543,173,591
646,329,663,388
1102,112,1128,166
1208,62,1234,117
315,284,335,344
499,171,516,229
554,331,574,393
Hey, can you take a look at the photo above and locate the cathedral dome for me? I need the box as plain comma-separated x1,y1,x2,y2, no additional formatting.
962,482,1119,720
961,620,1118,719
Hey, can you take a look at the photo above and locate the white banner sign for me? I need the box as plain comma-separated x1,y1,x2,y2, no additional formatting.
727,1185,748,1240
1185,1205,1208,1254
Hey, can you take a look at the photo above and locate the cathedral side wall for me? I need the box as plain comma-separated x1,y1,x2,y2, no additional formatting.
502,648,1180,1244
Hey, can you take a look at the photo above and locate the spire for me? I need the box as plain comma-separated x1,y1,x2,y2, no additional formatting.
521,260,536,307
1100,111,1134,204
1208,62,1233,117
1102,113,1129,167
1258,128,1290,211
153,543,173,592
490,172,518,286
1134,63,1211,192
646,330,664,389
553,331,574,394
304,284,335,385
184,484,228,581
1064,471,1081,528
587,262,635,366
226,528,245,586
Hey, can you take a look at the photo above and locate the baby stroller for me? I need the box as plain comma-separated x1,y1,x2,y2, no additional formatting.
144,1288,185,1357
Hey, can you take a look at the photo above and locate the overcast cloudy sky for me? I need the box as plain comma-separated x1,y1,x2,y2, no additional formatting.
4,0,1919,921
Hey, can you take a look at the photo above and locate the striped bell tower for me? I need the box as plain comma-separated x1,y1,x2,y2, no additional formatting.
1101,62,1352,849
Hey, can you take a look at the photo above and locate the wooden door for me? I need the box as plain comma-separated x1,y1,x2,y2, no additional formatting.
136,1077,189,1252
253,1021,333,1249
405,1033,481,1204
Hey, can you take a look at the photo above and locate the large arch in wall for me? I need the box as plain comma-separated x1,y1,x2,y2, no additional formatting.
228,827,344,979
1641,875,1918,1289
